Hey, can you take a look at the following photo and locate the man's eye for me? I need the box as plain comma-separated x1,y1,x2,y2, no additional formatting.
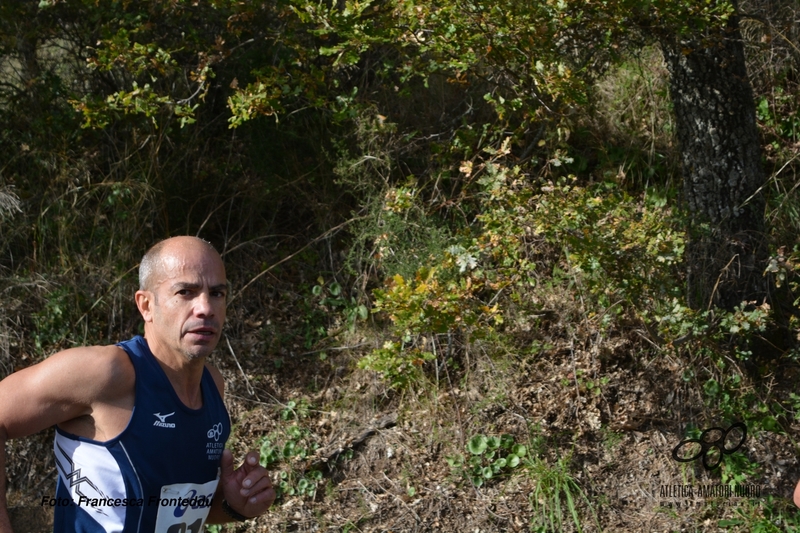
212,291,226,298
177,289,190,296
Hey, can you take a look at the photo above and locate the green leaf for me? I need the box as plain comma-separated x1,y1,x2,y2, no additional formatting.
468,435,488,455
446,455,463,468
329,282,342,296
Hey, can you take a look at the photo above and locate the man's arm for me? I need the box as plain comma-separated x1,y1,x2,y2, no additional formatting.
0,346,134,532
794,478,800,507
0,346,133,439
0,429,14,532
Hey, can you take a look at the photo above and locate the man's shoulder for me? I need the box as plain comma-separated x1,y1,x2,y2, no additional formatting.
52,343,131,366
47,343,135,398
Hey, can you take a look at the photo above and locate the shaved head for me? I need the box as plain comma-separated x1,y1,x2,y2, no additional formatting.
135,235,227,362
139,236,221,291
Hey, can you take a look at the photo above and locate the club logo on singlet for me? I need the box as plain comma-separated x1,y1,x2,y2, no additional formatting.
153,412,176,428
206,422,225,460
207,423,223,441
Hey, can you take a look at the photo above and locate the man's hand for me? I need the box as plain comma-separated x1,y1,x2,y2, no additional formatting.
218,449,276,519
794,478,800,508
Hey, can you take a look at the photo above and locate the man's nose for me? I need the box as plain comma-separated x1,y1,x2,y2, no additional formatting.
194,292,214,316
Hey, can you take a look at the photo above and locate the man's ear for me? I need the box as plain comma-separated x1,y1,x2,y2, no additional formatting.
135,290,155,323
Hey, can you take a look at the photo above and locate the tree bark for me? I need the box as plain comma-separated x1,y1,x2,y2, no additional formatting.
660,13,767,310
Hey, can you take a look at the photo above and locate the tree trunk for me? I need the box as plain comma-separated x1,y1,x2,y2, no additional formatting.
660,13,767,311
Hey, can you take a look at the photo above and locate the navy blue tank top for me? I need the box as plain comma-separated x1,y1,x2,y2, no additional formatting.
52,335,231,532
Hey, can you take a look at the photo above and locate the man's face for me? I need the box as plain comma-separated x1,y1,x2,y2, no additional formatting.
138,240,227,361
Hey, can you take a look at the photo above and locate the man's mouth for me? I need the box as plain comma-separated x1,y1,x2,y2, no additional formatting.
187,327,217,338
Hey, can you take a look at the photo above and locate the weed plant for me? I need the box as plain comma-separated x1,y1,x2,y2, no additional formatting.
257,424,322,501
446,434,527,488
528,455,597,533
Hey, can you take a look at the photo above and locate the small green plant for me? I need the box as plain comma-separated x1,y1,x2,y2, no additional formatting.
757,89,800,144
446,434,526,488
361,256,495,389
258,425,316,466
574,370,609,397
720,495,800,532
357,340,435,390
300,278,368,349
257,424,322,500
719,452,758,487
600,426,623,452
280,399,311,421
528,455,596,533
33,286,73,351
274,468,324,499
312,279,369,333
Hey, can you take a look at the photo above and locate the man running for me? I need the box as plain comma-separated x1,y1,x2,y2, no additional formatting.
0,236,275,531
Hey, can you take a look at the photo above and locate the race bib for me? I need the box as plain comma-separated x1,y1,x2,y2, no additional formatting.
153,474,219,533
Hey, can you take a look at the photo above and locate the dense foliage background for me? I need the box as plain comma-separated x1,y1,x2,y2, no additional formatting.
1,0,800,531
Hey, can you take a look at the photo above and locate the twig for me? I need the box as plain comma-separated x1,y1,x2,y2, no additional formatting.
381,472,422,522
175,80,206,105
706,254,739,311
440,334,466,450
229,216,365,304
766,152,800,224
569,338,582,423
71,264,139,331
634,329,662,350
196,196,235,238
300,342,371,356
308,413,398,472
228,37,256,53
227,393,335,418
225,335,256,397
220,234,294,257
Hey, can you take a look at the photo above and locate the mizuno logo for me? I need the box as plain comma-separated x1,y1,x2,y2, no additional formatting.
153,412,176,428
